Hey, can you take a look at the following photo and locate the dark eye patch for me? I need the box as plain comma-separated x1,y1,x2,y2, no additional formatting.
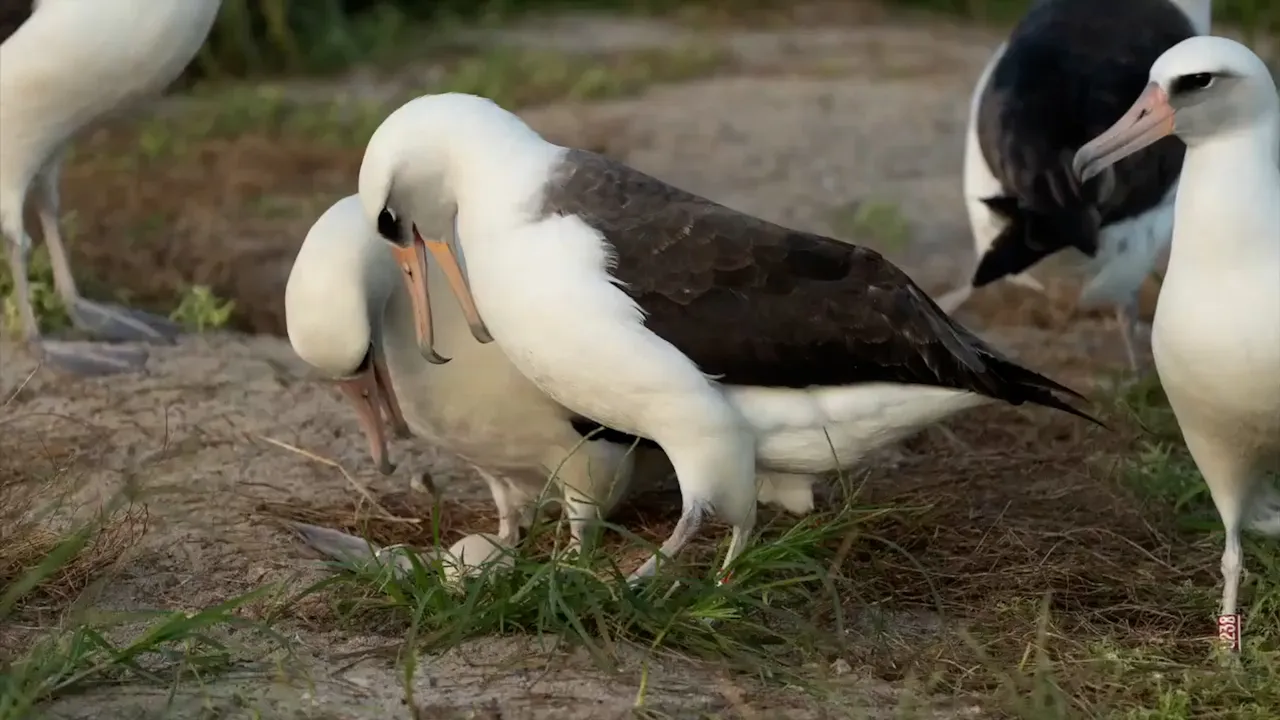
1171,72,1215,95
377,207,402,242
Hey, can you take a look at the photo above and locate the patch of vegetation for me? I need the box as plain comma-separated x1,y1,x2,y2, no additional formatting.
285,488,890,697
828,199,912,253
169,286,237,333
192,0,1278,84
144,42,728,160
0,247,71,338
0,418,286,719
192,0,763,80
0,248,235,339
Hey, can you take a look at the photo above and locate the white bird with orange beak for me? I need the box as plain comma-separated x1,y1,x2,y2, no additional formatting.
1073,35,1280,652
284,196,820,553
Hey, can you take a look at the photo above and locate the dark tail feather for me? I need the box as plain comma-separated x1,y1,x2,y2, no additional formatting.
973,204,1101,288
992,358,1108,429
973,219,1060,288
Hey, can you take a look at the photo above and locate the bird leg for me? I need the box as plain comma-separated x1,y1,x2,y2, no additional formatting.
6,234,147,375
475,468,525,546
561,489,602,557
1219,522,1244,653
1114,300,1151,372
5,240,41,345
34,161,180,350
627,501,706,584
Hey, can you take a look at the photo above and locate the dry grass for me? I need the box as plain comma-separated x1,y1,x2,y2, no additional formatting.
0,392,148,622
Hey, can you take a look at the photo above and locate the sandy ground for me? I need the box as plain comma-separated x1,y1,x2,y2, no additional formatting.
2,12,1168,719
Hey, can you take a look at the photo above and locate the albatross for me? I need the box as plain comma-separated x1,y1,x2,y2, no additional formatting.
356,92,1101,582
1073,35,1280,652
938,0,1213,371
1,0,222,375
284,195,817,551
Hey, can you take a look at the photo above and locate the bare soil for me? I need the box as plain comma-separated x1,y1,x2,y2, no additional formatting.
0,12,1223,719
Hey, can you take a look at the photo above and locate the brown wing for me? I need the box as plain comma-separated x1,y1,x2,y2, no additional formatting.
541,149,1094,420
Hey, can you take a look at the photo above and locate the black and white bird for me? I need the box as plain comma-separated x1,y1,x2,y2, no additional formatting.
1074,35,1279,651
356,92,1101,582
1,0,222,375
938,0,1213,370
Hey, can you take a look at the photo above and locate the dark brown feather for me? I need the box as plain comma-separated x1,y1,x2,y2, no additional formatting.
541,149,1100,425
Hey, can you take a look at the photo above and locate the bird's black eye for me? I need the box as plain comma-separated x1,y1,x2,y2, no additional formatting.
1171,72,1215,95
377,207,403,243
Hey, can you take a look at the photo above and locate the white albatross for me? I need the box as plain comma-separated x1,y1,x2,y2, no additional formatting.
1,0,222,375
1073,35,1280,651
939,0,1214,371
354,93,1101,582
284,195,818,551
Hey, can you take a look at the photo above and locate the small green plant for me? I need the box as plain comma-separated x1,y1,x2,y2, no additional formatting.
169,286,235,332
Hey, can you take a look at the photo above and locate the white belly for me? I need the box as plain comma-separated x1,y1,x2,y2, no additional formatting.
1153,268,1280,459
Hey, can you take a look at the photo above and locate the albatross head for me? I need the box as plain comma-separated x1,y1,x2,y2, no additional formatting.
285,195,410,476
357,93,529,364
1074,36,1278,183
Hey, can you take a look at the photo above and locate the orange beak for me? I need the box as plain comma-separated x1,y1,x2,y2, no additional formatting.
387,228,493,364
1073,83,1177,184
334,347,407,475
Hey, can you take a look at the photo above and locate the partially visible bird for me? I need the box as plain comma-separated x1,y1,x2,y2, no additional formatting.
939,0,1213,371
1,0,223,375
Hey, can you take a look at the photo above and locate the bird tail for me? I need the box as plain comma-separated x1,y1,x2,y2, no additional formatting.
987,355,1107,428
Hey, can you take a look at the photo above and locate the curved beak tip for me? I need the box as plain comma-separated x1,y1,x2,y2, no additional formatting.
422,348,452,364
378,459,397,476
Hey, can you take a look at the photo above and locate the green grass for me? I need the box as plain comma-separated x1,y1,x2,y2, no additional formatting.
0,253,235,338
1020,374,1280,719
0,470,287,719
295,489,894,700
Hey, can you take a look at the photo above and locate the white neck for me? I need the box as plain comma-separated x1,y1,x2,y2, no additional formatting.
1170,0,1213,34
1171,122,1280,265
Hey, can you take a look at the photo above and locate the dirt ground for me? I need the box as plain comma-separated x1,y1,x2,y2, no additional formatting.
0,11,1232,719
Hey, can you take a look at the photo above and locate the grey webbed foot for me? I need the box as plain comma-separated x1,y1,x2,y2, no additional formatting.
70,298,181,344
39,340,150,376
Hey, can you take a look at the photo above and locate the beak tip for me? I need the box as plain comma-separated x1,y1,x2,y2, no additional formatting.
379,459,396,476
422,348,451,365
